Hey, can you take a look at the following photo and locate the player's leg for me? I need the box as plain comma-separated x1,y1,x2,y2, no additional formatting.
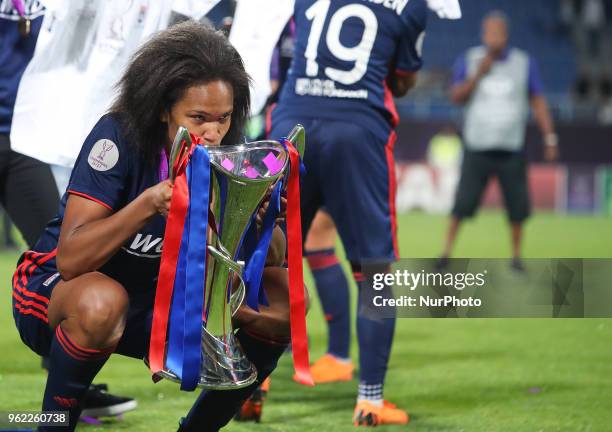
438,150,491,267
2,146,59,248
40,272,129,431
496,152,530,270
178,267,297,431
303,209,353,382
274,117,353,381
318,122,406,425
352,261,404,426
3,141,136,419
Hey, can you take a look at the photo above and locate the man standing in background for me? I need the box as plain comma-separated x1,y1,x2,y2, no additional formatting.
437,11,559,270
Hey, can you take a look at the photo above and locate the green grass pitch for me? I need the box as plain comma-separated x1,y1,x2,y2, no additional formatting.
1,211,611,431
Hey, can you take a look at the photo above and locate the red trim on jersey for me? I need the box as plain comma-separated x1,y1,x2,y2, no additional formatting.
265,103,276,139
382,80,400,129
14,302,48,323
67,190,113,210
12,291,47,314
12,249,58,323
306,253,340,271
352,272,365,282
14,249,57,296
384,131,399,259
13,281,50,306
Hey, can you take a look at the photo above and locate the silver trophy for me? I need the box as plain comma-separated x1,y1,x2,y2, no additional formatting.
156,126,304,389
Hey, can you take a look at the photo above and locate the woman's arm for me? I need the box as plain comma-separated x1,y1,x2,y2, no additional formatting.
450,53,494,105
56,180,172,281
265,226,287,267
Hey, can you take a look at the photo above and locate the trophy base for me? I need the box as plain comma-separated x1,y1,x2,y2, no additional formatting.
152,331,258,390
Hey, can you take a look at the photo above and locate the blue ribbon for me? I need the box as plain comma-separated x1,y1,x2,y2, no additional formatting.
243,181,282,311
166,164,191,381
166,146,210,391
182,146,210,390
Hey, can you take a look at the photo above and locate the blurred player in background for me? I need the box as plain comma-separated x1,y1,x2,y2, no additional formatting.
269,0,438,425
1,0,137,421
238,19,354,422
437,11,559,271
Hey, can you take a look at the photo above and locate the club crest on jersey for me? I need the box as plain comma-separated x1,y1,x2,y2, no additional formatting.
88,139,119,172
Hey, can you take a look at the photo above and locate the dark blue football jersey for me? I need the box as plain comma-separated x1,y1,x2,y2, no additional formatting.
29,114,166,293
274,0,428,138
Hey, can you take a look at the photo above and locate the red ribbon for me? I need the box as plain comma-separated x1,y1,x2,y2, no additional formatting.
285,141,314,386
149,145,192,374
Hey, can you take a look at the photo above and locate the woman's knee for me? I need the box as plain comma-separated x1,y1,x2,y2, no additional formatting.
79,281,128,331
51,272,129,348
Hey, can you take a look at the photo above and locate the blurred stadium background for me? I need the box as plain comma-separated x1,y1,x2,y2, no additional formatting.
396,0,612,217
2,0,612,431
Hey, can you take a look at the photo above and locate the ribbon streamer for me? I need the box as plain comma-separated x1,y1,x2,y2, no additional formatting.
149,147,191,374
181,147,210,390
283,139,314,386
243,181,282,311
165,164,191,381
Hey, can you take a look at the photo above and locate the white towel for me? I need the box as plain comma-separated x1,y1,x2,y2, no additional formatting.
11,0,221,167
426,0,462,19
229,0,295,116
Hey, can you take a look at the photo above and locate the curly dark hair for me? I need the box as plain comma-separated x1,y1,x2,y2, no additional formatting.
110,20,251,165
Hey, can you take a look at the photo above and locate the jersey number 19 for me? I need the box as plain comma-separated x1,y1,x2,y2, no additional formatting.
305,0,378,85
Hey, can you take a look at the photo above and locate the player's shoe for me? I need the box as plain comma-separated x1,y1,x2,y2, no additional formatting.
294,354,354,384
434,255,450,270
234,377,271,423
511,257,525,272
353,400,409,427
80,384,138,419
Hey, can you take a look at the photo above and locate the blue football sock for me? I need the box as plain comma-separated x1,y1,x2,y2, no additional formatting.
179,329,288,432
40,325,113,431
306,248,351,359
354,267,396,399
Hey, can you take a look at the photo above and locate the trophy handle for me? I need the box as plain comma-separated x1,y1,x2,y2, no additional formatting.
207,244,245,316
169,127,192,181
286,124,306,158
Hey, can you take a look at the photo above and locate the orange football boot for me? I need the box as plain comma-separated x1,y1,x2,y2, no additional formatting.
293,354,354,384
234,377,271,423
353,400,409,426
